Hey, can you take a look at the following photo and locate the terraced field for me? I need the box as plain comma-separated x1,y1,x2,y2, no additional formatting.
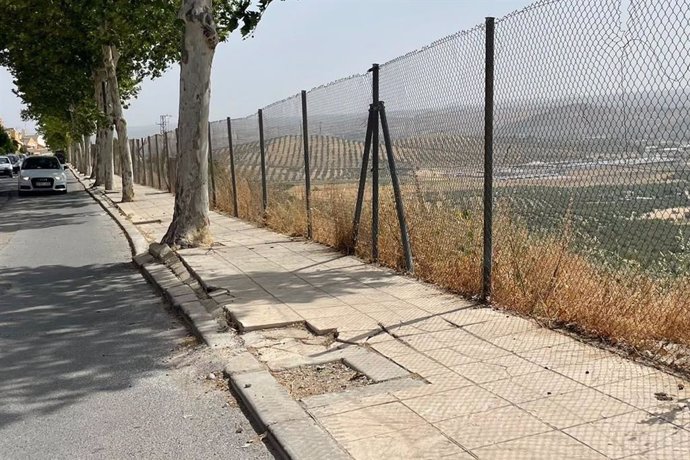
210,133,689,279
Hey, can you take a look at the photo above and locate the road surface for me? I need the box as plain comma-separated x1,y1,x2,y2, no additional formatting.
0,173,271,459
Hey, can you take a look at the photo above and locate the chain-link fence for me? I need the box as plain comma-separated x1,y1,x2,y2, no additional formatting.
127,0,690,372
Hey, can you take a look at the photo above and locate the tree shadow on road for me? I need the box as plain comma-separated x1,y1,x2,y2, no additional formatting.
0,262,188,430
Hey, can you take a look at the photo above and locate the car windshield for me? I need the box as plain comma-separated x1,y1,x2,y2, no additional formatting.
0,157,9,164
8,155,18,162
23,157,61,170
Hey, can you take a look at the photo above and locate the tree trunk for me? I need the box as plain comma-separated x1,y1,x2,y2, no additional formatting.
104,45,134,202
75,142,82,173
93,129,104,185
93,72,106,186
94,69,114,190
162,0,217,248
83,134,91,176
104,124,114,190
90,143,97,180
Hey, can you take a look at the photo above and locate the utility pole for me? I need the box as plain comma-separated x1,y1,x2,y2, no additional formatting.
157,114,172,134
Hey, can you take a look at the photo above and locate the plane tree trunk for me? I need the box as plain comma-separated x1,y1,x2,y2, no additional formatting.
83,134,91,176
162,0,216,248
93,71,106,186
104,45,134,202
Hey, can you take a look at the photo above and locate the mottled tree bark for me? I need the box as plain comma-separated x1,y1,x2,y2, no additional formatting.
104,45,134,201
83,134,91,176
162,0,217,248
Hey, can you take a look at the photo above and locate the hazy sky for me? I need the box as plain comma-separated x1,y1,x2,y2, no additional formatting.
0,0,531,133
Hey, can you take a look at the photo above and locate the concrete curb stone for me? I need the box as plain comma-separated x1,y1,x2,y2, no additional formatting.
76,169,352,458
270,419,351,460
230,371,352,459
223,352,265,376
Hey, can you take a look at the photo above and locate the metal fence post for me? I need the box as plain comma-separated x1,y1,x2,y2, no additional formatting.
155,134,163,189
208,122,217,207
258,109,268,215
147,136,154,187
173,128,179,192
301,90,313,238
352,107,375,247
482,17,495,302
129,140,136,183
139,139,146,186
163,130,171,192
226,117,239,217
379,102,414,273
139,138,145,185
371,63,380,262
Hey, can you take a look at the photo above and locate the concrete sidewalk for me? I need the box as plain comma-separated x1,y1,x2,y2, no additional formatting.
88,175,690,459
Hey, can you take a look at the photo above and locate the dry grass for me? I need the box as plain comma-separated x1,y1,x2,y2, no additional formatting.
212,167,690,361
272,362,371,400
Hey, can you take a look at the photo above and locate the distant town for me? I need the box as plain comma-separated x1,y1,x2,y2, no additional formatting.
0,117,48,154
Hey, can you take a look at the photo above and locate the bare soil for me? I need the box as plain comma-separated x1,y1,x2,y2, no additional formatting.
271,362,371,400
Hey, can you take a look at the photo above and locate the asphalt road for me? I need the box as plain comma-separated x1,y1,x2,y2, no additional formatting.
0,173,271,459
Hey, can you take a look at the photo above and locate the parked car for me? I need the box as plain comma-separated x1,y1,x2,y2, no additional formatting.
18,155,67,194
0,156,13,177
7,154,21,174
55,151,66,165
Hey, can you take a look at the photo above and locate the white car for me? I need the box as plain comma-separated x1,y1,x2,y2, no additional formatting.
0,156,13,177
18,155,67,194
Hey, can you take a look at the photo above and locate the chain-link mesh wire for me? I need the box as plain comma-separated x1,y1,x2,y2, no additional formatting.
260,93,308,233
379,25,486,292
229,113,263,221
306,74,371,183
208,119,233,213
492,0,689,356
118,2,690,453
304,74,372,250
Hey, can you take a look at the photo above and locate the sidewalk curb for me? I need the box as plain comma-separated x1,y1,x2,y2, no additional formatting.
141,250,351,459
74,170,352,459
71,170,222,348
225,366,352,460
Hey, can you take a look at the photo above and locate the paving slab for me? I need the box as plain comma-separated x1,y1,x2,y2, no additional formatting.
563,410,690,459
472,430,606,459
437,405,552,450
102,176,690,459
339,424,474,460
343,350,410,383
318,402,428,443
520,387,637,429
225,304,303,332
401,385,509,423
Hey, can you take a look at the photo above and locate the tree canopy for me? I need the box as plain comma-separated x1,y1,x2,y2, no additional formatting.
0,122,14,154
